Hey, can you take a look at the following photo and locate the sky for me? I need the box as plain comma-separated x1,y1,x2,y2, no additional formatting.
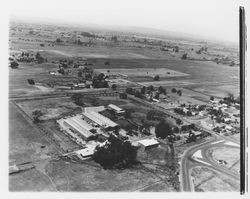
8,0,248,43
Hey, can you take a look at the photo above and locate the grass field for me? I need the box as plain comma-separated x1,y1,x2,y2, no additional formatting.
96,68,189,78
10,158,175,191
9,102,59,165
206,146,240,171
16,97,79,120
191,166,239,192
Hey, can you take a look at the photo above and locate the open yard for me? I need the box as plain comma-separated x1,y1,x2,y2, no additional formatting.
9,102,60,165
16,97,80,120
191,166,240,192
10,156,176,191
206,146,240,173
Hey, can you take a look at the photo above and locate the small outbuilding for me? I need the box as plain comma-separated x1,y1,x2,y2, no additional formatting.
137,138,159,150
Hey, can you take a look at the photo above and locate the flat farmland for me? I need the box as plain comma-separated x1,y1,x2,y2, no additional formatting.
187,84,240,98
88,58,239,84
191,166,240,192
96,68,189,78
9,62,58,97
9,102,59,165
10,158,174,191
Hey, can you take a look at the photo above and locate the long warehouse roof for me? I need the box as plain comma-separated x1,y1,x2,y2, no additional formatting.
83,111,118,128
64,118,93,138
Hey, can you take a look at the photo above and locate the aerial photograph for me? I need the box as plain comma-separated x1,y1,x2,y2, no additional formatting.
8,0,243,193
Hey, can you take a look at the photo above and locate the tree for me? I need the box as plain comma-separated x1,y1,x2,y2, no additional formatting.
153,75,160,81
154,92,160,100
71,93,84,106
56,38,62,43
98,73,105,80
171,88,177,93
155,119,173,139
181,125,189,131
147,85,154,92
189,123,196,130
32,110,43,123
176,118,182,125
187,131,196,142
119,92,127,99
227,93,235,102
35,52,41,60
27,79,35,85
172,127,179,134
182,53,188,59
187,111,192,116
158,86,166,95
111,84,117,90
173,46,179,52
126,87,134,95
78,71,82,77
10,61,19,69
134,91,143,99
141,86,146,94
35,52,47,64
111,35,118,42
177,90,182,96
93,134,138,169
210,96,214,101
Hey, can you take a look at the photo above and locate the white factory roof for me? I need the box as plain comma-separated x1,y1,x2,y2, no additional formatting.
137,138,159,147
83,111,118,128
83,106,106,114
63,116,93,138
108,104,125,112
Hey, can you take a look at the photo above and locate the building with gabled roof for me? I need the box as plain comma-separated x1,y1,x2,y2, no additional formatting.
108,104,125,115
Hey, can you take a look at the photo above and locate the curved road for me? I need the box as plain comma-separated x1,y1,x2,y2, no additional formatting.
180,135,240,192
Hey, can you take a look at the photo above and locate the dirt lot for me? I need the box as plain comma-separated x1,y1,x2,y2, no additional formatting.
191,166,240,192
206,146,240,172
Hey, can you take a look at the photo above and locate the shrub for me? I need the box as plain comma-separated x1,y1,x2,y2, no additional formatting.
153,75,160,81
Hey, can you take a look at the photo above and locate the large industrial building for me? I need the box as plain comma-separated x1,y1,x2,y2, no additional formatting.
57,105,121,145
83,106,119,130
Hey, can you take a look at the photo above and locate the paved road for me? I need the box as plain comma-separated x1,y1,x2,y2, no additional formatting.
180,135,240,192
